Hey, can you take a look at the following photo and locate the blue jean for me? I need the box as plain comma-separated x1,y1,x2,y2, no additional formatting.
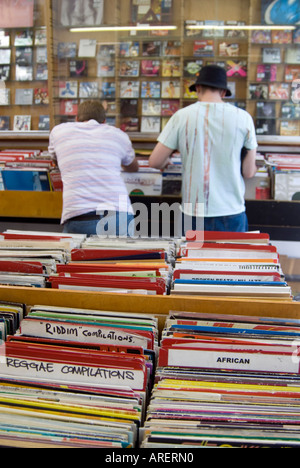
63,211,135,237
181,211,248,236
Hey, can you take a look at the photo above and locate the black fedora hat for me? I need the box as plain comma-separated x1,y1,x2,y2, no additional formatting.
189,64,232,96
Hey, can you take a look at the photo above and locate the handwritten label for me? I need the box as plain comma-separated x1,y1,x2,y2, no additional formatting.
0,356,145,390
20,319,149,348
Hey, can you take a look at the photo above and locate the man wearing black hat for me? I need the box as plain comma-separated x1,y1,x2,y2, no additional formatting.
149,64,257,234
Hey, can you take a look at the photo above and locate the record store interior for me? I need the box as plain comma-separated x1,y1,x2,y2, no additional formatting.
0,0,300,449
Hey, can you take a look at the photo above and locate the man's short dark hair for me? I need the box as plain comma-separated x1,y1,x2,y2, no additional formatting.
77,100,106,123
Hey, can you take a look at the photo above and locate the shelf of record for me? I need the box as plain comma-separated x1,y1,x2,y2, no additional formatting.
0,228,299,447
0,27,49,132
0,147,299,203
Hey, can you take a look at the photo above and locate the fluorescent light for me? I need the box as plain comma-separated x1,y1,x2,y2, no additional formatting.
186,24,296,30
70,24,177,32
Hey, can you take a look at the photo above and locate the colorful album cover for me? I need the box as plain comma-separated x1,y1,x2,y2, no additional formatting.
0,116,9,130
15,64,33,82
161,80,180,99
226,60,247,77
59,81,78,98
34,28,47,46
15,47,33,66
141,116,161,133
60,100,78,115
120,80,139,98
219,42,239,57
251,30,271,44
119,60,139,77
70,60,88,77
131,0,173,24
249,83,268,100
269,82,290,100
256,101,276,118
183,79,197,99
101,82,116,98
0,88,10,105
183,59,203,77
14,29,33,46
142,99,162,115
36,64,48,80
0,49,10,64
0,31,10,47
271,29,292,43
262,47,281,63
57,42,76,58
79,81,99,98
141,60,160,76
15,88,33,105
0,65,10,81
161,99,180,116
280,120,299,136
105,101,117,115
13,115,31,131
293,28,300,43
261,0,300,25
281,101,300,119
78,39,97,57
142,41,161,56
162,41,181,56
193,40,214,56
98,44,115,58
285,47,300,64
38,115,50,130
285,65,300,81
119,42,139,57
256,64,277,81
184,20,204,38
255,118,277,135
36,46,47,63
97,59,115,77
141,81,161,98
162,58,180,77
34,88,49,105
120,99,138,117
202,20,224,37
120,116,139,132
226,82,236,98
225,21,247,38
291,80,300,103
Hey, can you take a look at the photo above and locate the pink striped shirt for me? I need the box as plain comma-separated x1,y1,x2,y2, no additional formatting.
48,120,135,224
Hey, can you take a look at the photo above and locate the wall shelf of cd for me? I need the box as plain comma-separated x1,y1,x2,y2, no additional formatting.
0,0,51,133
0,0,299,142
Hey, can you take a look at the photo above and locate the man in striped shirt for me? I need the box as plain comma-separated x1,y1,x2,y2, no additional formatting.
48,100,139,237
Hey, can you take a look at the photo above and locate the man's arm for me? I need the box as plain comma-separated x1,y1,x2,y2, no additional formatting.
122,157,139,172
242,148,257,179
149,142,174,169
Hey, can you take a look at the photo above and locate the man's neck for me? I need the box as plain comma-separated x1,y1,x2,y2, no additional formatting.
198,90,224,103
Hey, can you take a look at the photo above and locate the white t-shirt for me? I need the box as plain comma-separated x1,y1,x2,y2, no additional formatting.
48,120,135,224
158,102,258,217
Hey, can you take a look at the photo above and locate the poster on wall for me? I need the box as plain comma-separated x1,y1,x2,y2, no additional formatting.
131,0,173,24
60,0,104,27
0,0,34,28
261,0,300,25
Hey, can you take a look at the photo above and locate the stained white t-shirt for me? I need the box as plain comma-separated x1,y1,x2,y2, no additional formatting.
48,120,135,224
158,102,258,217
